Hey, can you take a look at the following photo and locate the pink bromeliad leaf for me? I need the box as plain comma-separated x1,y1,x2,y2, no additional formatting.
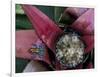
22,5,63,53
59,7,89,25
80,35,94,54
16,30,51,65
70,8,94,35
64,7,89,17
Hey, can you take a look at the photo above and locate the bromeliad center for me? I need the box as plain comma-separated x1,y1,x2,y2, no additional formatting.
56,33,84,68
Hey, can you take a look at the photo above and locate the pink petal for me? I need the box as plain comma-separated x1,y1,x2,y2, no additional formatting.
80,35,94,53
71,9,94,35
22,5,63,53
64,7,89,17
16,30,51,65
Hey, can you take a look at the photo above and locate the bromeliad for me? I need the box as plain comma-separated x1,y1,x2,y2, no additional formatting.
20,5,94,70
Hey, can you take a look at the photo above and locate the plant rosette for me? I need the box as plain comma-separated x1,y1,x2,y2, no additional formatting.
22,5,94,70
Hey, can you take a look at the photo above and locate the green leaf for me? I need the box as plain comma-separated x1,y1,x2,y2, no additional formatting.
54,7,65,23
16,58,29,73
16,4,24,14
16,14,32,30
35,5,55,21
